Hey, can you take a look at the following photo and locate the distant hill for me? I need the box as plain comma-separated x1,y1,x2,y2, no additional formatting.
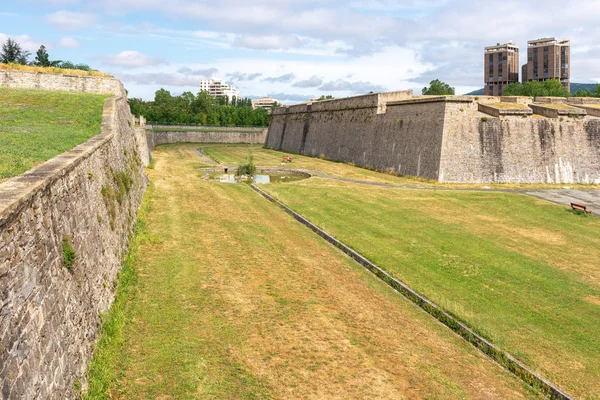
465,83,598,96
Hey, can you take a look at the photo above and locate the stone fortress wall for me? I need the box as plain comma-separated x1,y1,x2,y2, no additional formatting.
266,92,600,184
147,125,267,153
0,71,149,398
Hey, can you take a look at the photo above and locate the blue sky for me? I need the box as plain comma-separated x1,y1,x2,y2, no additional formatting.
1,0,599,103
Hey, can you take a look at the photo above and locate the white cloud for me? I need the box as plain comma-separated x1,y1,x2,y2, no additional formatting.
102,50,167,68
319,79,386,93
45,11,96,31
262,73,295,83
233,35,302,50
292,76,323,88
59,37,80,48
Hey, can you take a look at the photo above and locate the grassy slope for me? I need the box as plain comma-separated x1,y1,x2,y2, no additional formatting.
0,87,107,179
265,178,600,399
86,144,537,399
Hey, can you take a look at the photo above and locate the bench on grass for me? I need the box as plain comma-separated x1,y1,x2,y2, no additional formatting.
571,203,592,214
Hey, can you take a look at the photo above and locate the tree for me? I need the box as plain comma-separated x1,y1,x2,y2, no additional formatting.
33,45,62,67
503,79,570,98
0,38,30,65
422,79,455,95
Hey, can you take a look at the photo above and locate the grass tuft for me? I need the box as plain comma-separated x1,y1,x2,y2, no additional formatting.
62,236,77,271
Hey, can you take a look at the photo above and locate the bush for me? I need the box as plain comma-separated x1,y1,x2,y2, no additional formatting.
236,154,256,176
62,236,77,271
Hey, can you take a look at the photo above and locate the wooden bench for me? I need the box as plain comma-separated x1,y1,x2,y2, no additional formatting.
571,203,592,214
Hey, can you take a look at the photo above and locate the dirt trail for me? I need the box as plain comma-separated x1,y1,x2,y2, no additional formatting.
117,144,538,399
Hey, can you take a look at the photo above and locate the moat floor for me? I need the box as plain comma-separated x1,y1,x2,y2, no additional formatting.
108,144,537,399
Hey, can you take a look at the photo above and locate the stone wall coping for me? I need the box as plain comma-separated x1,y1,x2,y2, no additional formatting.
535,96,568,104
530,103,587,117
478,103,533,117
567,97,600,105
0,96,118,230
387,96,474,106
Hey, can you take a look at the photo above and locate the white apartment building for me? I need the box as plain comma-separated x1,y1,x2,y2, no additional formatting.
251,96,280,111
199,79,241,102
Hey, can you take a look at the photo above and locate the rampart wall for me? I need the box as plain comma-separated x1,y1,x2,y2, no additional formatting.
147,126,267,152
0,73,148,398
266,92,600,184
0,70,124,96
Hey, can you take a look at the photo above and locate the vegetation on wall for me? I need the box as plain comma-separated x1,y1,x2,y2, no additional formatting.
129,89,270,127
0,38,93,71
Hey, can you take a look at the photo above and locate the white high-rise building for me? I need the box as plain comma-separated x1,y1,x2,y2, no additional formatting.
199,79,241,102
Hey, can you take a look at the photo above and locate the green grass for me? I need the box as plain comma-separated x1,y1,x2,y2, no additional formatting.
84,182,154,399
85,144,537,399
0,87,108,179
264,179,600,398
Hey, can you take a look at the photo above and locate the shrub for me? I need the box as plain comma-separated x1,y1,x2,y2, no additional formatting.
236,154,256,176
62,236,77,271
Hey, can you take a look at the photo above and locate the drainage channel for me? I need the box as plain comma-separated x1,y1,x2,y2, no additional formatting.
250,184,574,400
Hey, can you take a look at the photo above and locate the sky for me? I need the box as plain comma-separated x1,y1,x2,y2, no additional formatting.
1,0,599,103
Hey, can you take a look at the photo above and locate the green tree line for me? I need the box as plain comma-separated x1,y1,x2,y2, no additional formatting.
0,38,92,71
129,89,270,127
503,79,600,97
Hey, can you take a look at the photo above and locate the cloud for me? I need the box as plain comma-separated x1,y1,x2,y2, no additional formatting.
45,11,96,31
226,72,262,81
292,75,323,88
266,92,313,103
102,51,167,68
319,79,386,93
117,72,202,87
262,73,295,83
58,37,79,48
232,34,303,50
177,66,218,77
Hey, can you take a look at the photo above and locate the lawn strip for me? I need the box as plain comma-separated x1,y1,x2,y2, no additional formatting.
263,180,600,398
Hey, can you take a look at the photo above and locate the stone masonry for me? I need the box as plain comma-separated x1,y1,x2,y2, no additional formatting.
0,72,149,399
266,92,600,184
147,126,268,153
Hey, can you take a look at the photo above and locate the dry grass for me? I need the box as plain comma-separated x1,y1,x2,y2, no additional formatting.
536,103,580,110
486,102,530,110
0,63,111,77
106,144,538,399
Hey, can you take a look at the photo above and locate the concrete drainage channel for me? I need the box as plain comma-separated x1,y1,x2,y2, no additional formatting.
250,184,573,400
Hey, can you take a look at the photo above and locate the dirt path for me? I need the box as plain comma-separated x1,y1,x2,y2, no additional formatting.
116,144,538,399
